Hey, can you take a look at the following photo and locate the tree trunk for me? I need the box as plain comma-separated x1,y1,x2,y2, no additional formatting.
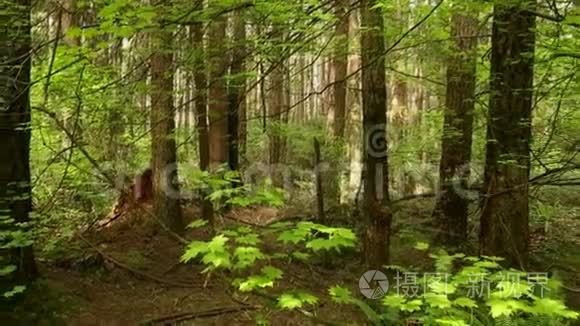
192,0,214,226
208,4,229,169
297,54,306,123
0,0,37,282
269,27,285,188
433,13,478,247
150,1,184,235
480,1,536,268
228,10,247,172
360,0,392,268
328,0,350,208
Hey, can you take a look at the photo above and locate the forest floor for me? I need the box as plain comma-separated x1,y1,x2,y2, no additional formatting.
8,187,580,325
13,205,369,325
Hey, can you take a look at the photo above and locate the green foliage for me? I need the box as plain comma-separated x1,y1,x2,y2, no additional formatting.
235,266,284,292
0,216,32,298
181,221,356,309
3,285,27,299
184,166,285,211
277,221,356,253
277,291,319,309
330,244,579,325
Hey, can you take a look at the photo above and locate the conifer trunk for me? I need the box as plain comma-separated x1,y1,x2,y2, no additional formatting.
150,0,184,234
480,1,536,268
361,0,392,267
433,13,478,246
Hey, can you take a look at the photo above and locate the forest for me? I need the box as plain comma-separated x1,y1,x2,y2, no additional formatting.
1,0,580,324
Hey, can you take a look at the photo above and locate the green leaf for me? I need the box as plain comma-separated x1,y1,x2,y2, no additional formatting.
382,294,406,308
238,275,274,292
3,285,25,298
454,297,477,308
181,241,208,263
329,286,353,304
236,233,261,246
305,238,334,252
277,291,319,310
0,265,17,277
401,299,422,312
423,293,451,309
530,298,579,319
428,279,456,294
233,246,265,269
187,219,208,229
237,266,284,292
487,299,527,318
261,266,283,280
434,318,468,326
278,293,303,309
491,280,531,299
201,250,231,269
278,228,309,244
296,291,319,305
207,235,229,251
414,242,430,251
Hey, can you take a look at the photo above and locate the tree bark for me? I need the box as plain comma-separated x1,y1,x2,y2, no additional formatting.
433,13,478,246
150,0,184,234
328,0,350,208
208,4,229,169
0,0,37,282
228,10,247,172
268,27,286,188
192,0,214,226
480,1,536,268
361,0,392,268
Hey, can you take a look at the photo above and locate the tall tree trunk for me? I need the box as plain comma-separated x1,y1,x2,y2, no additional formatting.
269,27,285,188
433,13,478,246
192,0,214,225
297,54,306,123
208,4,229,169
228,10,247,171
480,1,536,268
0,0,37,282
150,1,184,234
327,0,350,208
107,41,125,162
360,0,392,267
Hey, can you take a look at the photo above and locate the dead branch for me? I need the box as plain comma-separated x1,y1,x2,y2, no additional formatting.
77,234,196,288
139,305,258,325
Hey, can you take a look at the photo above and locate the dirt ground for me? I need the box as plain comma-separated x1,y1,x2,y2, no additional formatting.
11,206,365,326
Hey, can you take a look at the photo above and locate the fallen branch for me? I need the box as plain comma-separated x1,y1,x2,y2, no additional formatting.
139,305,258,325
77,234,197,289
